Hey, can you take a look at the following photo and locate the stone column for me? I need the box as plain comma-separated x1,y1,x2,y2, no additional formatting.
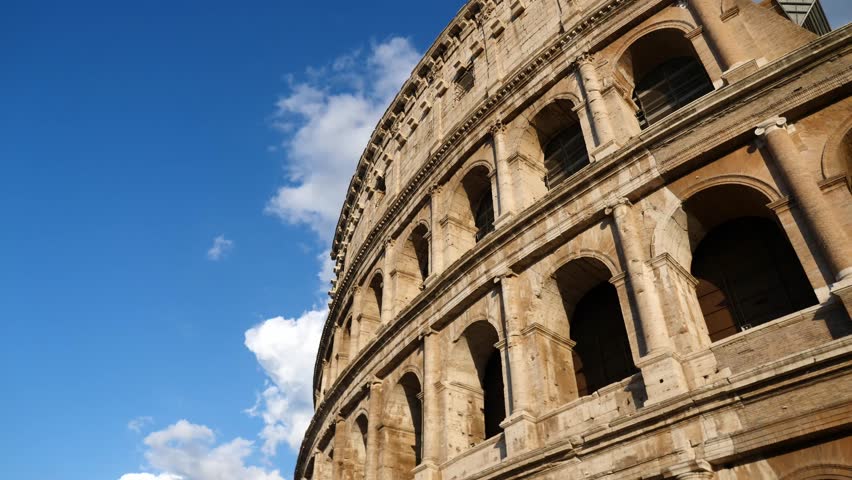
687,0,750,71
415,329,443,480
333,416,349,480
364,380,383,480
608,199,669,355
756,117,852,281
608,198,690,402
496,274,540,456
491,120,516,221
429,185,445,275
330,326,342,382
576,53,616,155
382,239,396,323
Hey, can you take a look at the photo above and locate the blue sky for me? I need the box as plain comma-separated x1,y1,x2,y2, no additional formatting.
0,1,849,480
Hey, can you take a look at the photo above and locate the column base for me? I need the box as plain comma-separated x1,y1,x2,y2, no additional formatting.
413,461,442,480
499,411,540,456
494,211,516,230
663,459,713,479
637,351,690,405
721,58,758,85
830,279,852,320
590,139,619,162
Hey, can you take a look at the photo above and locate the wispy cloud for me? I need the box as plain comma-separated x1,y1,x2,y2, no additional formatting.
265,37,421,242
128,416,154,434
119,420,283,480
206,235,234,261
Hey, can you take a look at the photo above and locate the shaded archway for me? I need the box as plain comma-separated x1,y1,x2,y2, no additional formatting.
552,257,638,396
615,28,713,128
350,414,368,480
447,321,506,451
685,185,818,342
379,373,423,480
522,100,591,189
446,165,495,262
396,223,430,306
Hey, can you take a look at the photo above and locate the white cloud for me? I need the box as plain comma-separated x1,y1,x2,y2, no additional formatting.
119,420,283,480
244,308,326,456
128,416,154,433
206,235,234,261
119,474,183,480
265,36,421,241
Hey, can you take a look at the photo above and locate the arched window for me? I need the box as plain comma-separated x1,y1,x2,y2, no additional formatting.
692,217,817,341
448,321,507,450
473,188,495,242
544,127,590,188
684,185,818,342
570,283,637,395
552,257,637,397
482,349,506,438
369,273,384,322
351,415,368,480
380,373,423,480
633,56,713,128
616,29,714,129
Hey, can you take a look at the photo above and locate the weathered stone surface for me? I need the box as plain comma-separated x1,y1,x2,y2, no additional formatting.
298,1,852,479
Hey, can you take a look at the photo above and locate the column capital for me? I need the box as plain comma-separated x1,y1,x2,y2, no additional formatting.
428,183,443,196
755,116,788,136
575,51,596,67
419,328,439,341
489,118,507,136
604,196,631,215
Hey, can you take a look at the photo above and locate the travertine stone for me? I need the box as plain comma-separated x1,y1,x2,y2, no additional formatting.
297,1,852,479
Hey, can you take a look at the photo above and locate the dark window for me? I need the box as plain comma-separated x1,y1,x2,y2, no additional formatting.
411,225,430,281
473,188,494,242
693,217,818,342
571,283,637,396
634,56,713,128
454,64,475,100
483,349,506,439
544,127,589,188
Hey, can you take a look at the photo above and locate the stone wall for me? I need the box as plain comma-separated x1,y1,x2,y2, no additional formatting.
298,1,852,479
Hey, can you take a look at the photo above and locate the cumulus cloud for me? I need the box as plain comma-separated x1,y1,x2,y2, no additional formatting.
244,308,327,456
119,420,283,480
265,36,421,241
206,235,234,261
128,416,154,433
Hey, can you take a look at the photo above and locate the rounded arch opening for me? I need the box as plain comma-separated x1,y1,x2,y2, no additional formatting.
615,28,713,128
380,373,423,480
350,414,368,480
551,257,638,397
396,223,431,306
685,185,818,342
449,320,506,447
522,99,590,189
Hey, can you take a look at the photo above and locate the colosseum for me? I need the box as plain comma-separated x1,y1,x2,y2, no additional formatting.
296,0,852,478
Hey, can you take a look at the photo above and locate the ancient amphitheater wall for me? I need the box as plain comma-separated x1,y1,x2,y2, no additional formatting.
300,0,852,478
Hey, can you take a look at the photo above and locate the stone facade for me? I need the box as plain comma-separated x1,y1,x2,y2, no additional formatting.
296,1,852,479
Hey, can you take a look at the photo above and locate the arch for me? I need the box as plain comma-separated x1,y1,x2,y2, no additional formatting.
820,117,852,189
614,27,714,129
364,271,384,324
448,320,506,449
379,372,423,480
544,256,638,397
350,414,369,480
652,176,784,267
396,223,431,307
516,99,591,190
685,185,818,342
447,164,495,260
780,464,852,480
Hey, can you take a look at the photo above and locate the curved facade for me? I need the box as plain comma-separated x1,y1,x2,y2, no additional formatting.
297,1,852,479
